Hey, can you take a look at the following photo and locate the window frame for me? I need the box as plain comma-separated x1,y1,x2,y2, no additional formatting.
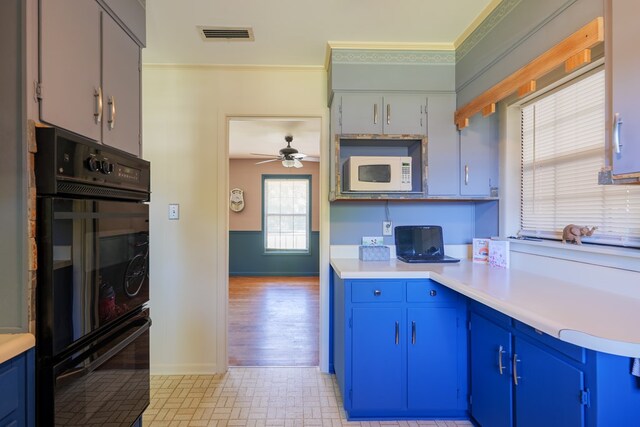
517,66,640,249
261,174,312,254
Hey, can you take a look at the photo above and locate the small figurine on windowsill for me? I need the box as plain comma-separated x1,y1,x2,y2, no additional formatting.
562,224,598,245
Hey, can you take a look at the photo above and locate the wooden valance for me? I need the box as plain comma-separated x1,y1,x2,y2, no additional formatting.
454,17,604,129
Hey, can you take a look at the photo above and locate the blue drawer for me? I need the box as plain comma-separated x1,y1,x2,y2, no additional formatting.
515,320,586,364
351,280,403,303
406,280,457,304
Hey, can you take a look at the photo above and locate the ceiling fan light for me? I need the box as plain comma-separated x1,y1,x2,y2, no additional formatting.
282,159,295,168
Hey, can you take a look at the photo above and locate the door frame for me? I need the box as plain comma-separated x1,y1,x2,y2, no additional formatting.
217,113,330,372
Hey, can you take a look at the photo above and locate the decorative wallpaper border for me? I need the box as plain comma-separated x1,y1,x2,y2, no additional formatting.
331,50,455,65
456,0,522,62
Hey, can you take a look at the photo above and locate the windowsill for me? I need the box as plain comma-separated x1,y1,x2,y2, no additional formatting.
263,250,311,256
508,238,640,273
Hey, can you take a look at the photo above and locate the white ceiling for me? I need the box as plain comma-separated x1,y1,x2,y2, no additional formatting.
228,118,322,160
144,0,497,66
146,0,498,158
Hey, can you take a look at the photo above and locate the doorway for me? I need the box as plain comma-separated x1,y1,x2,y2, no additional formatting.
227,117,321,366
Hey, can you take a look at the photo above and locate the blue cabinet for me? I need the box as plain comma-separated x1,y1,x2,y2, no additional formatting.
336,93,427,135
469,312,512,427
332,273,467,419
470,302,640,427
0,349,34,427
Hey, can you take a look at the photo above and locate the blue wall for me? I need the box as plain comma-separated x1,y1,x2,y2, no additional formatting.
330,201,498,245
229,231,320,276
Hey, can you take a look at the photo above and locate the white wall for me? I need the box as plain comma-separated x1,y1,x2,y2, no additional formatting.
143,65,329,374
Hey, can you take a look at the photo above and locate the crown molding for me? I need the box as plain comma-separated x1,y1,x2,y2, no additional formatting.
143,63,325,72
454,0,503,48
325,42,454,70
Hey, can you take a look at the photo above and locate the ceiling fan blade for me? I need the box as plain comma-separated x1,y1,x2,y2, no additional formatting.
300,156,320,162
255,158,279,165
251,153,281,158
293,159,303,168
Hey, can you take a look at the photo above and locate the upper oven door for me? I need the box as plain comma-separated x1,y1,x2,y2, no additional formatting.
38,197,149,356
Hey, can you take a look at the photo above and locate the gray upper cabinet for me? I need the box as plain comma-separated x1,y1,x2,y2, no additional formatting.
100,0,146,47
337,93,427,135
39,0,142,157
426,94,459,196
608,0,640,179
40,0,102,142
102,14,141,155
460,114,498,197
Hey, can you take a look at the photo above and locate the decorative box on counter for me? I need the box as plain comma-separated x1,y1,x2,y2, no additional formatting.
359,245,390,261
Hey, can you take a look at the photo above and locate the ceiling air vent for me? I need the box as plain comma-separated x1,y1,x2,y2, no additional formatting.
198,26,254,41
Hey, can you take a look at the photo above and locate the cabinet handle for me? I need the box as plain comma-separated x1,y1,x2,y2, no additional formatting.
411,321,416,345
498,345,506,375
107,96,116,130
373,103,378,125
464,165,469,185
373,289,382,296
395,321,399,345
614,113,623,154
513,353,521,385
94,87,103,124
386,103,391,126
429,289,437,297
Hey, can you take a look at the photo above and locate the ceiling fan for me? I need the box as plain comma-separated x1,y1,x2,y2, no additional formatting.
252,135,317,168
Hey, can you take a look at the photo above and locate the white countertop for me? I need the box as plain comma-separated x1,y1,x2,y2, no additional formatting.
0,333,35,365
331,258,640,358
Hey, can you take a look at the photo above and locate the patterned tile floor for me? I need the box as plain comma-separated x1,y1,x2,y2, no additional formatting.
144,367,474,427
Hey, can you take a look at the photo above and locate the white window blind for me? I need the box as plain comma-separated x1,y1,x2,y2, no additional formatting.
264,177,310,251
520,69,640,248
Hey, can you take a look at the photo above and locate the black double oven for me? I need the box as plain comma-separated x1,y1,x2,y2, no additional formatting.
35,127,151,426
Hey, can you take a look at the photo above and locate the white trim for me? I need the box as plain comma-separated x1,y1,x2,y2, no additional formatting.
143,63,324,72
220,113,330,373
453,0,504,48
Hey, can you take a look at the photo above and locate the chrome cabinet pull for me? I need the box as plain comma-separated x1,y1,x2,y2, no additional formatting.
373,103,378,125
464,165,469,185
498,345,506,375
386,103,391,125
94,87,103,124
373,289,381,296
513,353,521,385
395,321,399,345
614,113,623,154
107,96,116,130
411,321,416,345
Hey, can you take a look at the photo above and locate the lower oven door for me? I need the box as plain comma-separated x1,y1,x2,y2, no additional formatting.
51,309,150,426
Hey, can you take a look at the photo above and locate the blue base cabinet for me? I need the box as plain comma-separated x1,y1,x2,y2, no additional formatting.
0,348,35,427
470,301,640,427
332,271,468,420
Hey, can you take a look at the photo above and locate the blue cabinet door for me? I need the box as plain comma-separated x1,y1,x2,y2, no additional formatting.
351,307,404,411
340,94,383,134
426,94,460,196
459,114,498,196
383,95,427,135
515,337,585,427
407,307,459,411
470,312,513,427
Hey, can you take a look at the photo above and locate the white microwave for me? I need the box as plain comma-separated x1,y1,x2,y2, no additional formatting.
343,156,412,192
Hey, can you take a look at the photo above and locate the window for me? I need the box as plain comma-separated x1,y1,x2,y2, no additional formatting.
263,175,310,252
520,69,640,248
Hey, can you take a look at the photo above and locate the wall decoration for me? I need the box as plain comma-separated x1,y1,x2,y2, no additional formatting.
229,188,245,212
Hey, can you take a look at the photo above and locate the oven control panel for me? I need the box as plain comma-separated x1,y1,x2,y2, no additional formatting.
35,127,150,199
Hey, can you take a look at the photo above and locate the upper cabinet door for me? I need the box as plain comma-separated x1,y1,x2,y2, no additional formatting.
340,94,383,134
426,94,459,196
40,0,101,141
609,0,640,177
383,94,426,135
460,114,498,196
102,13,141,156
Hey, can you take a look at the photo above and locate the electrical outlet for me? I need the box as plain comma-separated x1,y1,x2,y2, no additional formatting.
383,221,393,236
168,203,180,220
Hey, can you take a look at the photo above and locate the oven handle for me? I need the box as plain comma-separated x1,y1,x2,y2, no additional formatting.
56,317,151,385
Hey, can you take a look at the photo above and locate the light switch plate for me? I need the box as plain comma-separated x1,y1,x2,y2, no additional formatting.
168,203,180,220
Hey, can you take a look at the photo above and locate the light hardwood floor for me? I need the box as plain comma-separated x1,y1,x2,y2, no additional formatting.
228,276,319,367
